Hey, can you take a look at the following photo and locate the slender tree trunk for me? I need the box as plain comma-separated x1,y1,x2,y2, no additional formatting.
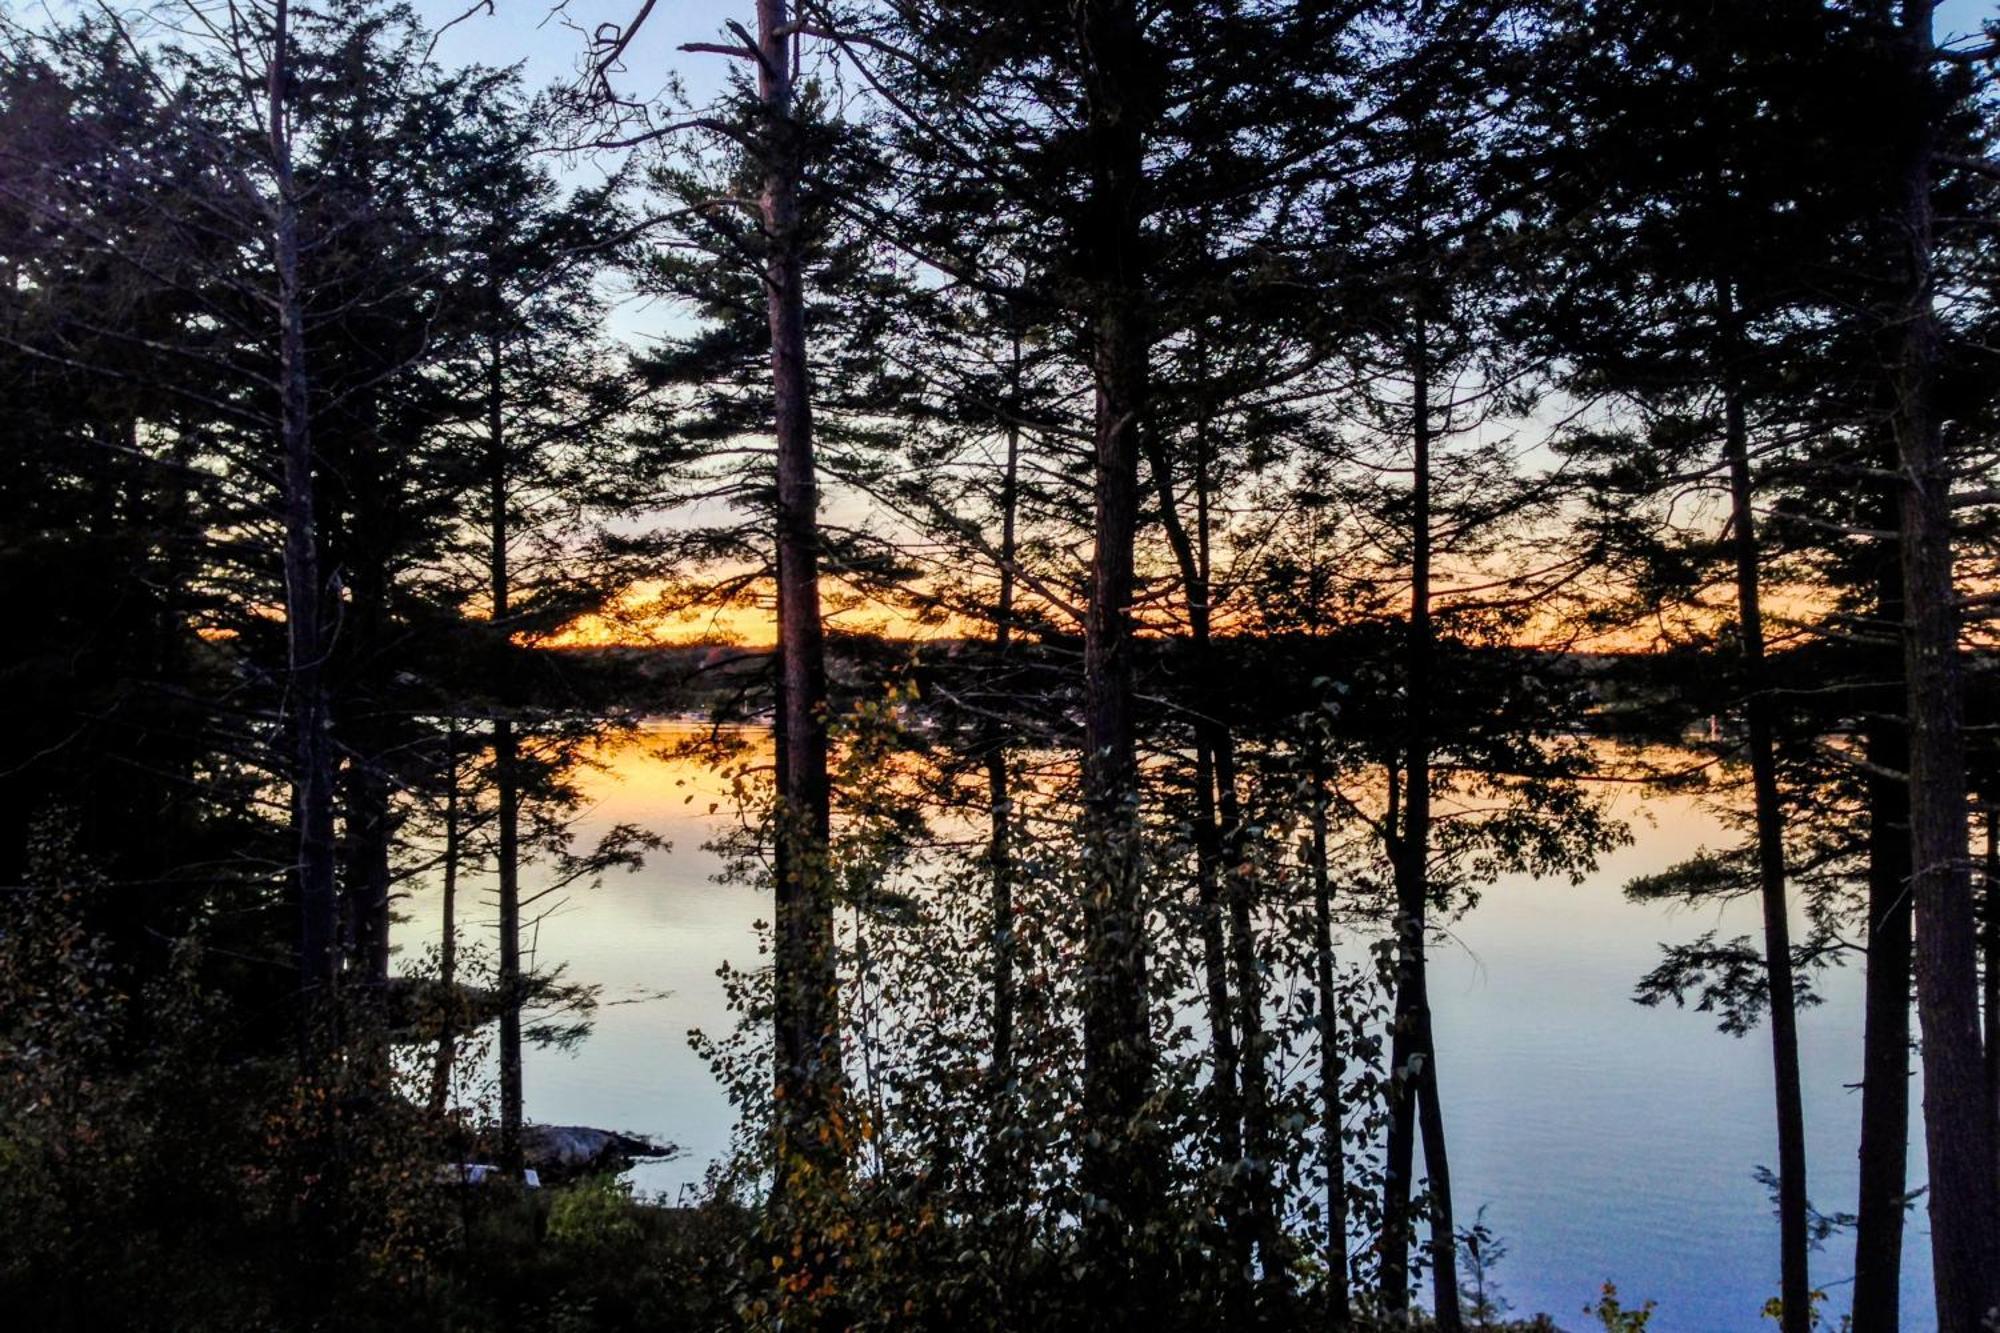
983,738,1013,1093
343,524,394,994
1718,325,1811,1333
429,722,461,1118
1077,0,1160,1307
1409,330,1460,1333
1887,8,2000,1328
269,0,338,1047
495,712,522,1169
1310,743,1351,1325
1852,462,1912,1333
1208,645,1284,1285
487,285,524,1173
1383,322,1460,1331
1415,1012,1459,1332
139,425,198,943
1146,418,1256,1301
344,763,393,989
984,333,1021,1204
1381,756,1416,1320
1202,447,1286,1302
1192,736,1246,1315
1193,740,1244,1160
264,25,339,1313
333,379,394,998
1221,780,1289,1307
757,0,845,1218
1984,806,1999,1151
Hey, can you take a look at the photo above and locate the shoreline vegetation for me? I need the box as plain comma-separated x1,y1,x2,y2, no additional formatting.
4,0,1998,1329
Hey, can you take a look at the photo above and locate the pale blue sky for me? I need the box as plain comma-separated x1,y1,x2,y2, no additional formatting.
410,0,1997,350
409,2,751,343
415,0,738,106
1940,0,1998,46
418,0,1998,93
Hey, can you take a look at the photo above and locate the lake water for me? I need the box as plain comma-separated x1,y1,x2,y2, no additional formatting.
396,723,1936,1331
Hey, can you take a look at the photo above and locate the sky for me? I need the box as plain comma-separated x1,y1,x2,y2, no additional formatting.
1941,0,1998,45
409,0,2000,348
405,0,2000,647
415,0,739,114
24,0,1991,646
417,0,2000,98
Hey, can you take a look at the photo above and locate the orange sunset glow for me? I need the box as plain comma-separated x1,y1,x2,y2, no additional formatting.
533,577,985,649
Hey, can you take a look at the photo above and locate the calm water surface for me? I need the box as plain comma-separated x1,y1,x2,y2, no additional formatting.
397,723,1936,1331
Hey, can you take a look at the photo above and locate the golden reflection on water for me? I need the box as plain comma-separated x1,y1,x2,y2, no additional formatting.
581,723,773,826
396,724,1925,1329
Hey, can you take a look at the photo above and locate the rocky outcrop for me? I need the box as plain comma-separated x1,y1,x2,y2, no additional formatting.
519,1125,677,1181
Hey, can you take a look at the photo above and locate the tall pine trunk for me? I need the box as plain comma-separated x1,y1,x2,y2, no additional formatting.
487,280,524,1173
343,750,393,989
269,0,337,1048
1212,615,1284,1304
1851,455,1912,1333
1194,740,1245,1207
1718,339,1811,1333
1985,806,1998,1131
983,334,1021,1204
1148,402,1276,1306
335,379,394,998
1887,7,2000,1328
1309,743,1350,1325
429,722,460,1118
1077,0,1160,1306
1382,322,1461,1332
342,510,394,995
757,0,845,1218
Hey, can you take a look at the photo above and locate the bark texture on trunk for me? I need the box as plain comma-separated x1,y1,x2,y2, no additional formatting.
757,0,845,1207
1888,6,2000,1328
